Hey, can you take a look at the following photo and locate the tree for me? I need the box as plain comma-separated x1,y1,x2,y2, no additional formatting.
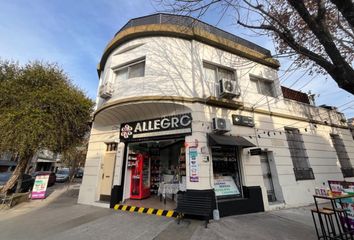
61,139,89,183
158,0,354,94
0,61,94,193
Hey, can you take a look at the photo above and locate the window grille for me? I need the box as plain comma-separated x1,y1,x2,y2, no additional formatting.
330,134,354,178
285,127,314,180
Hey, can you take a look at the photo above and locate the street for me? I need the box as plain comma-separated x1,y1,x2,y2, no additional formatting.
0,184,317,240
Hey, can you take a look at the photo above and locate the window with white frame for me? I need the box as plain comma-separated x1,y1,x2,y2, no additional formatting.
330,134,354,178
203,62,235,82
284,127,314,181
250,76,275,97
114,59,145,81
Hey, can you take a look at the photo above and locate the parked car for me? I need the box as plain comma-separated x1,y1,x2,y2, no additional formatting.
55,168,70,182
0,172,34,193
75,168,84,178
32,171,56,187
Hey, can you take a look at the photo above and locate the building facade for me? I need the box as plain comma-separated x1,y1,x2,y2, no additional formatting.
0,150,60,173
78,14,354,215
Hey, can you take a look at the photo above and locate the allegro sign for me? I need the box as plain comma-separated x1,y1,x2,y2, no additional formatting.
120,113,192,141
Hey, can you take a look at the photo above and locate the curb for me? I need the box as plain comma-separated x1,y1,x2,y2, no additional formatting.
114,204,178,218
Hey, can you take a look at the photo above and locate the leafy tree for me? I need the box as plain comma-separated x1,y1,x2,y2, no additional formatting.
0,61,94,193
158,0,354,94
61,139,89,183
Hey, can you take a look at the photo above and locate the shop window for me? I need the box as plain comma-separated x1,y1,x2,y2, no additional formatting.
203,62,235,82
250,75,275,97
284,127,314,181
212,146,242,199
106,142,117,152
115,59,145,81
330,134,354,178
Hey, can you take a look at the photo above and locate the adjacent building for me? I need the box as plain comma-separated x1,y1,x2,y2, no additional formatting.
78,14,354,216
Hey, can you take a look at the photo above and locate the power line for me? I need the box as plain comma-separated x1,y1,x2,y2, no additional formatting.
254,72,318,109
251,68,312,109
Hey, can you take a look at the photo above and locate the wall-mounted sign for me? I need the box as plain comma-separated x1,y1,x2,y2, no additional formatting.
189,147,199,182
250,148,262,156
120,113,192,141
232,115,254,127
214,176,240,196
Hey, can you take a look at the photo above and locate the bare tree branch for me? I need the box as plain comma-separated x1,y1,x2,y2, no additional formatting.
330,0,354,29
237,20,333,70
288,0,351,69
316,0,326,22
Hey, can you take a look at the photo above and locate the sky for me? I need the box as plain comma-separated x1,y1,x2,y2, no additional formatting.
0,1,353,117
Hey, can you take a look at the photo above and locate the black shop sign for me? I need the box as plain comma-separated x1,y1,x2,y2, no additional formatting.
232,114,254,127
120,113,192,141
250,148,262,156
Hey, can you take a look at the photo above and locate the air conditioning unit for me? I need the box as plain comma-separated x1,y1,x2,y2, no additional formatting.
219,78,240,99
212,118,231,133
99,82,113,99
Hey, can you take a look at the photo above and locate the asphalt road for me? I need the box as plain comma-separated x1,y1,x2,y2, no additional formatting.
0,185,317,240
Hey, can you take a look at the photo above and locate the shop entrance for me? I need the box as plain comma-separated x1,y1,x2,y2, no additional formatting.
122,138,186,210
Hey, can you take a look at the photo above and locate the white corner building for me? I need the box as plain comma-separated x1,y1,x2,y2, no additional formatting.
78,14,353,216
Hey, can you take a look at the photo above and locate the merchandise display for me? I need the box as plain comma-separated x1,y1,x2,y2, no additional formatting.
130,153,151,199
178,147,186,178
127,140,185,203
150,148,160,194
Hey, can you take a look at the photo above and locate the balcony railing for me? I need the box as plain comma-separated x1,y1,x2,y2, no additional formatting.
116,13,271,57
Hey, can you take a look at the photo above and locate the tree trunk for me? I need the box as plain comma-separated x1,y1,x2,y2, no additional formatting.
0,155,31,194
69,158,78,183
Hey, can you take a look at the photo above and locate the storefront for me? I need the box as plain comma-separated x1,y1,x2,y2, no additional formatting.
103,112,265,217
207,134,264,216
109,113,192,210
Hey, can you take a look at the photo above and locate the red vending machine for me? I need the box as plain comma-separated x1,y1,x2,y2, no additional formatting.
130,153,151,199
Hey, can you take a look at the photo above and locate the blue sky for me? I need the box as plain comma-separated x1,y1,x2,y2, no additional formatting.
0,1,353,117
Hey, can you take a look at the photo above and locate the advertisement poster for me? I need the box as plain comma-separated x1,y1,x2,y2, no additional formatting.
214,176,240,196
189,147,199,182
31,175,49,199
329,180,354,228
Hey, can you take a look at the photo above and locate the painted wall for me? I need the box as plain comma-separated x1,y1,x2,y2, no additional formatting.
79,34,353,210
188,103,354,209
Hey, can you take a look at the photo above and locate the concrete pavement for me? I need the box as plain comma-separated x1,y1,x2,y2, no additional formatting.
0,186,317,240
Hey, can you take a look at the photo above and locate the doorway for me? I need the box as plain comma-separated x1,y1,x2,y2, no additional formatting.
100,143,117,201
260,152,276,203
122,138,185,210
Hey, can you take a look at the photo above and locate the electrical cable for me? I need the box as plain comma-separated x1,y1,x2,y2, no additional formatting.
251,68,312,109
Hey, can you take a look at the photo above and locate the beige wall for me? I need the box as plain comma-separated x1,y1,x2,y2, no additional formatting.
79,35,352,210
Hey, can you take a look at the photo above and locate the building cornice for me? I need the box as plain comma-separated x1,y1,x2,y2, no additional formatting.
98,23,280,75
95,96,348,130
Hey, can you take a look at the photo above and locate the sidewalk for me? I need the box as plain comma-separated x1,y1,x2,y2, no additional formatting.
0,185,317,240
0,182,79,221
153,205,316,240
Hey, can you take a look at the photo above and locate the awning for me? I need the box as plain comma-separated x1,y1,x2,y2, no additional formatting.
208,133,256,148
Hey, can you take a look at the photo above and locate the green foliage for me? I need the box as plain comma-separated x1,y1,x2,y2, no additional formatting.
0,60,94,158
